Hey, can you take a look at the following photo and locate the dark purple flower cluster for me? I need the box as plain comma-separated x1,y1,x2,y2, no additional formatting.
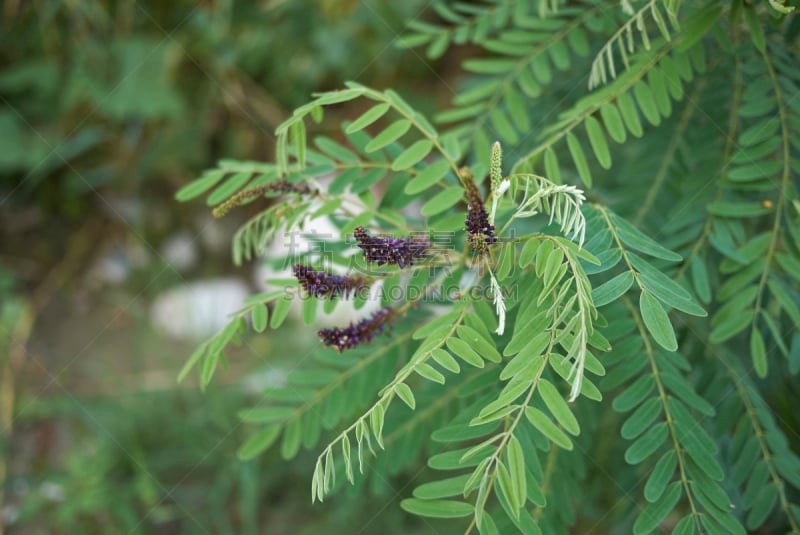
317,307,396,352
354,226,429,268
464,178,496,252
292,264,365,299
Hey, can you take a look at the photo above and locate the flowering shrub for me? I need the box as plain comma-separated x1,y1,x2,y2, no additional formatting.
177,2,800,533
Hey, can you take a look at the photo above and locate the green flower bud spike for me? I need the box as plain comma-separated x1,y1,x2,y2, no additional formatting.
489,141,509,226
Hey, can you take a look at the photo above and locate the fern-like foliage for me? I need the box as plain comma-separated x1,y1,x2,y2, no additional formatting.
588,0,682,89
174,0,800,532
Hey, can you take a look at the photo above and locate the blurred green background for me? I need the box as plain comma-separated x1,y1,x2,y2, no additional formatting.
0,1,457,533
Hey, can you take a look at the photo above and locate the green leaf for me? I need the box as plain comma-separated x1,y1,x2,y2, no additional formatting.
505,87,531,133
421,187,464,217
345,103,391,133
544,147,561,183
743,4,766,53
585,116,611,169
633,482,682,534
342,435,353,483
497,242,515,280
660,372,714,416
690,254,711,304
178,342,208,383
239,406,294,423
746,484,777,529
610,212,682,262
677,3,722,51
312,198,343,218
206,172,252,206
471,405,518,426
280,418,302,460
644,450,677,503
490,109,519,144
463,58,518,74
621,397,662,440
625,422,668,465
503,337,547,375
200,348,220,388
566,132,592,187
290,121,306,168
672,515,695,535
412,474,472,499
769,280,800,327
269,297,292,329
534,239,553,278
327,167,361,195
538,379,580,436
648,68,671,118
447,338,485,368
413,309,462,340
435,103,484,123
591,271,634,307
495,461,520,515
351,168,387,194
415,362,446,384
392,139,434,171
400,498,473,518
431,422,498,443
405,160,451,195
457,325,501,363
634,81,661,126
426,32,450,59
479,513,501,535
524,407,573,450
616,92,644,138
600,104,626,144
728,161,783,182
175,170,226,201
396,382,416,409
429,212,466,232
750,328,768,378
506,435,527,516
613,375,656,412
431,348,461,373
640,290,678,351
632,260,705,317
707,202,772,217
370,403,385,448
311,87,365,106
519,239,540,268
365,120,412,152
709,309,754,344
315,136,359,163
776,252,800,280
238,426,282,460
301,295,317,325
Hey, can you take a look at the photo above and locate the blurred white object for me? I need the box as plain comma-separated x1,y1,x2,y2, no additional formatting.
87,243,149,287
241,366,289,394
150,278,249,340
160,231,198,271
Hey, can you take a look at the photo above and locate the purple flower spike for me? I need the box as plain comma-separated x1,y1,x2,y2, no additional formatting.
354,226,429,268
318,307,396,352
292,264,366,299
464,178,496,253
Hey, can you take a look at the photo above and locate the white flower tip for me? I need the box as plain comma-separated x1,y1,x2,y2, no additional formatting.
496,180,510,196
